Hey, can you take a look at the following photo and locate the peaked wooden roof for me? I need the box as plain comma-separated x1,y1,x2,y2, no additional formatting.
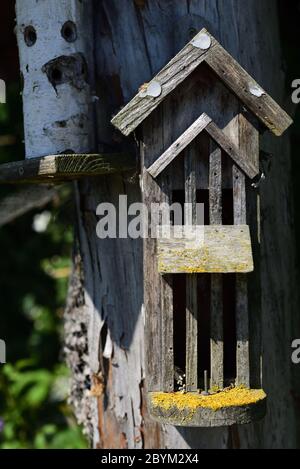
147,113,258,179
111,28,293,137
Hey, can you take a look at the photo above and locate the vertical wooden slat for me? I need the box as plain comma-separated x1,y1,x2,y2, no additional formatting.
239,112,261,389
142,104,174,392
209,142,224,389
233,164,250,387
185,147,198,392
160,98,175,392
160,173,174,392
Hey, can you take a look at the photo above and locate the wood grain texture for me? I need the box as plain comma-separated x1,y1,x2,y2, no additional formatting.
239,113,262,390
233,165,250,388
209,143,224,389
148,114,258,180
148,114,212,178
157,225,254,274
111,29,217,136
75,0,298,449
206,43,293,136
160,101,175,393
142,106,174,393
111,27,292,138
148,393,267,428
185,148,198,393
206,121,258,179
0,153,135,184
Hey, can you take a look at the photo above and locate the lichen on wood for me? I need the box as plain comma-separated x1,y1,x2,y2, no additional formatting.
149,387,266,412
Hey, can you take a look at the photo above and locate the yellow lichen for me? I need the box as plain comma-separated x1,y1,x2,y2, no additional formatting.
150,387,266,412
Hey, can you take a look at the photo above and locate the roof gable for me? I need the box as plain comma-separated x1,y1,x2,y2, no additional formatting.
147,113,258,180
111,29,293,137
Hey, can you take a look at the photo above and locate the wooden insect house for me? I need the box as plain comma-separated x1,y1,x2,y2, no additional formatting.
111,29,293,427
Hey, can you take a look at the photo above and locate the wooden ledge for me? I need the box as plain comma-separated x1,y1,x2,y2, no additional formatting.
0,152,136,184
148,389,267,427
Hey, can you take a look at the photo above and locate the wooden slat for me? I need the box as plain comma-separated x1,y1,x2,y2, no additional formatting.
206,43,293,136
206,121,258,179
147,114,212,178
142,105,174,392
233,165,250,387
209,142,224,389
111,29,217,136
148,114,258,181
142,116,163,392
157,225,254,274
239,112,261,389
0,153,136,184
160,99,174,392
185,148,198,392
161,272,174,392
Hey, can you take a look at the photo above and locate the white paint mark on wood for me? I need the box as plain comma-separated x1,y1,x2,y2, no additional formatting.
147,113,212,178
140,81,162,98
249,85,265,97
191,32,212,50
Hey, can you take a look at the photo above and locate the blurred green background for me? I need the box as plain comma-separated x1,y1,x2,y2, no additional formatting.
0,0,299,450
0,2,87,449
0,83,88,449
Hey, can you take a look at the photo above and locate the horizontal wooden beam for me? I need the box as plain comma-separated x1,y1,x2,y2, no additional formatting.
157,225,254,274
111,28,292,137
147,113,212,178
0,153,136,184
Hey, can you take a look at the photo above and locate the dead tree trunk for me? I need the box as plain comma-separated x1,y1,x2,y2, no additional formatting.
66,0,298,448
18,0,297,448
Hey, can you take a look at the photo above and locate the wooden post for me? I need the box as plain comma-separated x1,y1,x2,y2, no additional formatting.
185,147,198,392
142,106,174,393
233,164,250,387
209,142,224,389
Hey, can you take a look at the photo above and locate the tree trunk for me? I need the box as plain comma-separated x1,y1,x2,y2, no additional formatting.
67,0,299,449
67,0,298,448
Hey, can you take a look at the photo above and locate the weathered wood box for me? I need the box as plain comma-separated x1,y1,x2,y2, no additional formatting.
112,29,292,427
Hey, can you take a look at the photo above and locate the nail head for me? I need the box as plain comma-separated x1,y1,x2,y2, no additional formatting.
249,84,264,97
140,80,162,98
191,32,212,50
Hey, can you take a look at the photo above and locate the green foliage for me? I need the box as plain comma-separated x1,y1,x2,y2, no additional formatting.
0,82,87,448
